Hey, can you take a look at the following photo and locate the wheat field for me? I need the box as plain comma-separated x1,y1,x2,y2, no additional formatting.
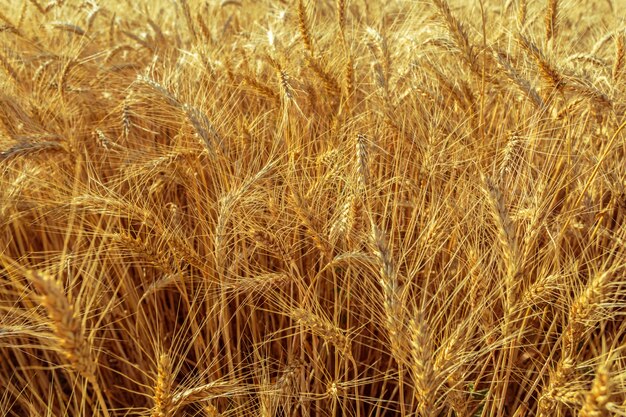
0,0,625,416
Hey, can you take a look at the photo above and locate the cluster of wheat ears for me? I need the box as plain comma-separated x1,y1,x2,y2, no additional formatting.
0,0,625,416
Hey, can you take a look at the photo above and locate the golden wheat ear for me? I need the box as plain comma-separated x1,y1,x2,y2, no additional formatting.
24,269,111,417
579,362,612,417
152,353,174,417
613,32,624,83
25,269,96,381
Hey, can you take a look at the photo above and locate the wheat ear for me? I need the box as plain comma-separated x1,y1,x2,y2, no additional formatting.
517,0,527,29
27,0,46,14
579,363,611,417
409,314,438,417
538,355,577,417
26,270,110,417
563,271,611,356
370,224,404,361
0,52,19,83
483,177,519,306
27,269,96,380
336,0,346,43
432,0,477,72
355,133,369,189
545,0,558,46
179,0,197,42
613,32,624,83
291,308,351,357
153,354,174,417
297,0,314,56
517,34,564,94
